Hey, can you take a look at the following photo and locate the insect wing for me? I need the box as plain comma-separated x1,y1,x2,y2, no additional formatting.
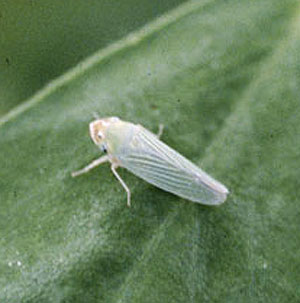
117,126,228,205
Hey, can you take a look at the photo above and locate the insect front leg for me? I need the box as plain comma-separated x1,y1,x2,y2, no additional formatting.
71,155,109,177
111,163,131,207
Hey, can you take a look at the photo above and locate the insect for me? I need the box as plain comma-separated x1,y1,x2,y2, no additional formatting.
72,117,229,206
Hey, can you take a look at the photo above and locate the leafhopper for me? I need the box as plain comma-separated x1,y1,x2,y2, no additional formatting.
72,117,228,206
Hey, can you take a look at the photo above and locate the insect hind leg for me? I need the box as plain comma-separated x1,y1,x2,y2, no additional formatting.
157,124,164,139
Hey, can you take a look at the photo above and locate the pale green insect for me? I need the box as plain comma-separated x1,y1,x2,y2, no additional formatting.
72,117,229,206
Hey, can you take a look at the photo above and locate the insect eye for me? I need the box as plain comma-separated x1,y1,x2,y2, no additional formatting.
101,144,107,153
97,131,104,139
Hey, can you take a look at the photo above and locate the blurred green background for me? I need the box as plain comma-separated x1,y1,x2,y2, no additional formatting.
0,0,186,115
1,0,300,302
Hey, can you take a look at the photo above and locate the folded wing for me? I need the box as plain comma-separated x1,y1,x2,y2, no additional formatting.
117,126,228,205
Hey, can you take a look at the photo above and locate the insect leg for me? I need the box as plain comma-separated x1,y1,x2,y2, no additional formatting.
71,155,109,177
111,164,131,207
157,124,164,139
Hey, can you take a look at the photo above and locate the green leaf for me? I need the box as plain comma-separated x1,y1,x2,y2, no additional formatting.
1,0,300,302
0,0,185,115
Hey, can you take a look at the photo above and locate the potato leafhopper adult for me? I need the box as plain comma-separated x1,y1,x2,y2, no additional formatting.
72,117,228,206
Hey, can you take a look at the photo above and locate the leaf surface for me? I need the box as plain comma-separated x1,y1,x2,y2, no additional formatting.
1,0,300,302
